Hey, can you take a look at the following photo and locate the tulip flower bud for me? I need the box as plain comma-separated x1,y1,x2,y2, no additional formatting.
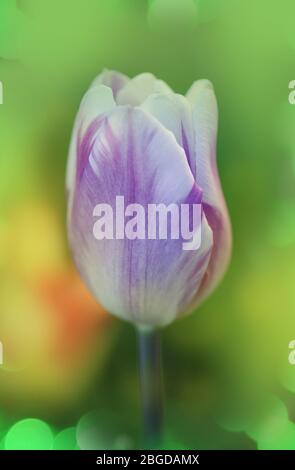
66,70,231,327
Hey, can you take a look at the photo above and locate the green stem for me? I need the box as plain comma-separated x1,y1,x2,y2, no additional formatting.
137,327,164,449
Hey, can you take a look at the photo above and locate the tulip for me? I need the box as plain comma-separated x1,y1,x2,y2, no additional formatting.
66,70,231,446
67,70,231,327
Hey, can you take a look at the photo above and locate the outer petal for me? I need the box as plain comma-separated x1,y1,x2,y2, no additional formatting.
69,106,213,327
140,92,196,174
186,80,232,306
66,85,116,212
90,69,130,99
116,73,173,106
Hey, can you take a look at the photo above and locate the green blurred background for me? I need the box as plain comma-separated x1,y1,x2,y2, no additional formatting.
0,0,295,450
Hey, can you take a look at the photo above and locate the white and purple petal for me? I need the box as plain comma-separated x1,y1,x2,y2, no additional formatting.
66,84,116,213
186,80,232,306
140,92,196,174
69,106,213,326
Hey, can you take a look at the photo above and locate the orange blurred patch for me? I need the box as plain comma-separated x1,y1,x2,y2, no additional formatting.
33,268,110,366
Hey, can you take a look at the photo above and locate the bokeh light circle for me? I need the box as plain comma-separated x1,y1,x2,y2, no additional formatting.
5,418,53,450
53,427,78,450
245,396,289,442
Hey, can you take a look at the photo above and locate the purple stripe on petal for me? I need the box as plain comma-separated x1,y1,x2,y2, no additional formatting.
69,107,213,327
66,85,116,210
196,201,231,302
76,117,104,184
